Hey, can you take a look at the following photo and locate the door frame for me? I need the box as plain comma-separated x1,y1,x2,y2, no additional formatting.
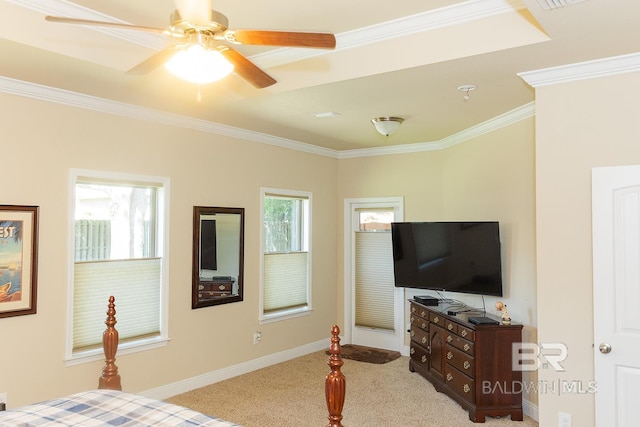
343,196,404,351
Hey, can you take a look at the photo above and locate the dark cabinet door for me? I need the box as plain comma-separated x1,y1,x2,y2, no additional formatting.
429,324,446,380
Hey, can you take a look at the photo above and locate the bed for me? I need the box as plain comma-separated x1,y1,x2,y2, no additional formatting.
0,296,346,426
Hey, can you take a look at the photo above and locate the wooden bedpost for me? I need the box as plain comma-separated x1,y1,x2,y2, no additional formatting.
325,325,345,427
98,295,122,390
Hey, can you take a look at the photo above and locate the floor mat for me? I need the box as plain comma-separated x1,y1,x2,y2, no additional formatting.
326,344,401,364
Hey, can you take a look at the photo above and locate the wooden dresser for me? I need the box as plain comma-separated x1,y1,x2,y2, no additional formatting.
409,300,523,423
198,277,235,298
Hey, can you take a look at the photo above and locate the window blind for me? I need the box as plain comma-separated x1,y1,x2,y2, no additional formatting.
73,258,161,351
263,252,308,313
355,231,394,330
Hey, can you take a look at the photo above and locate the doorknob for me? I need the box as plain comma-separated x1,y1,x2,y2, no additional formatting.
599,343,612,354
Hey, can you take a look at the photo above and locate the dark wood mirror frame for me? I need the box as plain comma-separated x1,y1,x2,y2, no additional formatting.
192,206,244,308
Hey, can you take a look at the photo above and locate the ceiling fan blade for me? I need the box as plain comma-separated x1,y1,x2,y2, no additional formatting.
127,46,179,75
174,0,212,25
228,30,336,49
220,48,276,88
45,16,174,36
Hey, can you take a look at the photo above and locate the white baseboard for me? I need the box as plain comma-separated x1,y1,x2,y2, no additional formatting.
523,398,539,422
141,339,328,400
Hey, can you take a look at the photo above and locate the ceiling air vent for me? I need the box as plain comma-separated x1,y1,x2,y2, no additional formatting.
537,0,587,10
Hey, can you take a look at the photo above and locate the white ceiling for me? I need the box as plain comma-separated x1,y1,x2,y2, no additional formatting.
1,0,639,152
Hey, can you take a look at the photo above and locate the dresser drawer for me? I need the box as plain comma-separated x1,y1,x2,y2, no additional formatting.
445,320,458,334
430,312,445,327
410,342,430,368
446,346,475,377
410,314,429,331
447,333,475,356
410,324,429,347
199,282,233,292
458,325,474,341
411,304,430,321
445,366,475,404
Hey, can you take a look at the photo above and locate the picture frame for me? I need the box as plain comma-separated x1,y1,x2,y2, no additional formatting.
0,205,39,318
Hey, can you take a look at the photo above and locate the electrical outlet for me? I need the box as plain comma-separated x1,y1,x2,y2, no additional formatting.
253,331,262,344
559,412,571,427
0,392,7,411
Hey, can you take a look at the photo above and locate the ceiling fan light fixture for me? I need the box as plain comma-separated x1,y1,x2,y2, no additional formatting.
371,116,404,137
165,44,234,85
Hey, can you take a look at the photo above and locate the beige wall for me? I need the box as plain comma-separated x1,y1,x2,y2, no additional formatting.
0,93,338,406
337,118,538,406
535,70,640,427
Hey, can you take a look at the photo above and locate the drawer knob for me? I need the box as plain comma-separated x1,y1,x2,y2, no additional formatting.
422,322,427,329
421,336,427,345
218,284,226,290
446,351,453,360
410,316,415,323
447,323,454,331
461,330,468,337
421,311,426,317
446,373,453,382
463,343,470,352
410,347,415,355
433,316,439,324
463,361,471,370
411,306,416,313
463,384,471,393
421,355,427,363
446,335,453,343
410,330,415,337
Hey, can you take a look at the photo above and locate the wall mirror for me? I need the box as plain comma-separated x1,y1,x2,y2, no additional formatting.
192,206,244,308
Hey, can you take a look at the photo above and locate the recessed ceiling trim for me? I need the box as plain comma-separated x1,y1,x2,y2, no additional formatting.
7,0,170,50
253,0,526,69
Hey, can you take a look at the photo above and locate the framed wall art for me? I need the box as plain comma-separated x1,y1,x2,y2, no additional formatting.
0,205,39,318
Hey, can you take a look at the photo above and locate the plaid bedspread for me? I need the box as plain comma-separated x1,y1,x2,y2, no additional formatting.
0,389,241,426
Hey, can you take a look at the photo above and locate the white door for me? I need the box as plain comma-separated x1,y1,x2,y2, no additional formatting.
592,165,640,426
344,197,404,351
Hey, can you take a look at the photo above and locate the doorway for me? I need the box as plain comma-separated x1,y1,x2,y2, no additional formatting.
344,197,404,351
592,165,640,426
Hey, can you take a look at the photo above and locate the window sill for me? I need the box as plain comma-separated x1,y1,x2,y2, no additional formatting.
261,307,313,324
65,336,170,367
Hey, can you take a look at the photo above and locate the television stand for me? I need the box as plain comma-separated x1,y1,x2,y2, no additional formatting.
409,300,523,423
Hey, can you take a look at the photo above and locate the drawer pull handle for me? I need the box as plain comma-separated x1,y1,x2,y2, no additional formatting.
447,323,454,331
422,322,427,329
446,335,453,343
463,361,471,370
446,373,453,382
446,351,453,360
461,330,468,337
410,316,414,323
411,306,416,313
421,337,427,344
463,384,471,393
433,316,439,324
421,311,426,317
463,343,470,352
421,355,427,363
410,347,415,355
410,330,415,337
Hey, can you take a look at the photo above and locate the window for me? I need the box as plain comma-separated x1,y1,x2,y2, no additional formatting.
67,169,169,363
261,188,311,321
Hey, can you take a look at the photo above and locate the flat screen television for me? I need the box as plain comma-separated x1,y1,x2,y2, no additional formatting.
391,221,503,297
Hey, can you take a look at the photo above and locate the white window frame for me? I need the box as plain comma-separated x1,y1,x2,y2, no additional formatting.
65,169,170,366
260,187,312,323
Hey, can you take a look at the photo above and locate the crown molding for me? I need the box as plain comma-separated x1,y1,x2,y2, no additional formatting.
0,76,341,158
338,103,535,159
518,52,640,88
0,76,535,160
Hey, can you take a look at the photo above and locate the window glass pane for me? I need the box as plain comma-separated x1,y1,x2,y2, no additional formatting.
75,183,155,261
263,196,305,252
358,210,393,232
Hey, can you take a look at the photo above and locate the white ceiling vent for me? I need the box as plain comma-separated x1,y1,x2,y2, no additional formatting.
537,0,587,10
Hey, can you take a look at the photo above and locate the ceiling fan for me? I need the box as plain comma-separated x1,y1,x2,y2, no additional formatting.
44,0,336,88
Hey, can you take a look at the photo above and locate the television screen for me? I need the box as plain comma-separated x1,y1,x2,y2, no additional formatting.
391,221,503,297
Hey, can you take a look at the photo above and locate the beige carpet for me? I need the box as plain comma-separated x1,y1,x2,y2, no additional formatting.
167,351,538,427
